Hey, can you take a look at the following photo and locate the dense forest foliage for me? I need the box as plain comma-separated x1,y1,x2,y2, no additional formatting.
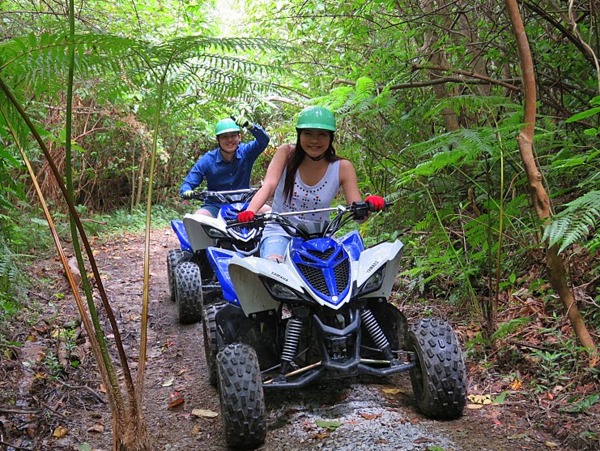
1,0,599,448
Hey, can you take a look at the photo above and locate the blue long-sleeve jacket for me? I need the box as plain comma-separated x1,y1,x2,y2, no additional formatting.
180,124,270,195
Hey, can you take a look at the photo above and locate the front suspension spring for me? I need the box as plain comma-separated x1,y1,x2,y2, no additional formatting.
361,308,390,351
281,317,304,363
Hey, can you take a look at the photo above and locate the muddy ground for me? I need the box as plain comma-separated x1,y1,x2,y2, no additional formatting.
1,227,597,450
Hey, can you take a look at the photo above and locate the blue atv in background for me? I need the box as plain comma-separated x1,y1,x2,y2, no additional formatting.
166,188,262,324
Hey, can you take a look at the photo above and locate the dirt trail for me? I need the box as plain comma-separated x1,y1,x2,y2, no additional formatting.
88,227,557,451
4,227,570,450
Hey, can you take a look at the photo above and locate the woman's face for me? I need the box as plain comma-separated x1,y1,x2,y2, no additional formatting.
300,129,331,159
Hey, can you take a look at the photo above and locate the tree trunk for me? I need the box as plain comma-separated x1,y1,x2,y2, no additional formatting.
505,0,596,354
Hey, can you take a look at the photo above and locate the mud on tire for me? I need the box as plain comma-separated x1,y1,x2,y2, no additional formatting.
174,261,203,324
406,317,467,420
167,249,184,303
202,302,225,386
216,343,266,449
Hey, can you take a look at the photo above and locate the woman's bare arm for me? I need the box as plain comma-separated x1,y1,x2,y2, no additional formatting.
339,159,362,205
246,144,293,213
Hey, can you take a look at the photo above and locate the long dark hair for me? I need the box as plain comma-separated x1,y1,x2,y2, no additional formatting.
283,130,340,202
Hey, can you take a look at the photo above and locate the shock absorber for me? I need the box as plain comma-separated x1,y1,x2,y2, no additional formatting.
360,309,394,360
280,317,304,374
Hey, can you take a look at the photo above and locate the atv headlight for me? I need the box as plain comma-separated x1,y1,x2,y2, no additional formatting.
203,225,227,239
260,277,312,303
358,264,386,295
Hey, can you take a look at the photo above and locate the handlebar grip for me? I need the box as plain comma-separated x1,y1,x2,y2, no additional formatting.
181,191,205,201
367,200,390,211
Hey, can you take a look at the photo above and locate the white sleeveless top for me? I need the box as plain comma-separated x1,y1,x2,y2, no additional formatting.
265,160,341,236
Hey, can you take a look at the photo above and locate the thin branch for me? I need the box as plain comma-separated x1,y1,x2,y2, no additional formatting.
411,65,521,91
567,0,600,92
522,0,600,78
331,73,520,91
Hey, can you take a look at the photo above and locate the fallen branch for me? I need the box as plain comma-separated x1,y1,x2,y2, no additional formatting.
56,379,107,404
0,407,39,414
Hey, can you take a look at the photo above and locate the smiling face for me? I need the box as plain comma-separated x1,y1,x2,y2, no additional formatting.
299,129,332,160
217,132,241,157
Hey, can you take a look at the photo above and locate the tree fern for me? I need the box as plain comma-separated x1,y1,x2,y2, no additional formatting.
543,191,600,253
1,33,283,109
431,94,522,122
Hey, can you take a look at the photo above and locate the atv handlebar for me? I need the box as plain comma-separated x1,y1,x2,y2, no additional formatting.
180,188,259,203
228,200,390,240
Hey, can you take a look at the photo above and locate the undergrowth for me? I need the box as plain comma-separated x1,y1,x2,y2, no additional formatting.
0,203,181,332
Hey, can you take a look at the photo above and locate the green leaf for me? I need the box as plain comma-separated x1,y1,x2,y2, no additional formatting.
565,106,600,123
493,391,508,404
490,317,531,341
315,419,342,430
560,394,600,413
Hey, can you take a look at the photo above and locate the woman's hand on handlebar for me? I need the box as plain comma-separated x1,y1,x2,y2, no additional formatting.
237,210,255,223
365,195,385,211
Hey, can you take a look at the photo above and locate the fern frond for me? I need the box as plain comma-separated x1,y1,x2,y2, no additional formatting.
0,236,21,293
490,317,532,342
432,94,521,121
1,32,284,106
543,190,600,253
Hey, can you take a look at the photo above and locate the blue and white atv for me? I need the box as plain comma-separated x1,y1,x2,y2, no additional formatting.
166,188,262,324
203,202,467,449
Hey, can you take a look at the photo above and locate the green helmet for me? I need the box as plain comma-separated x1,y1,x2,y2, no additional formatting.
215,118,240,136
296,106,336,132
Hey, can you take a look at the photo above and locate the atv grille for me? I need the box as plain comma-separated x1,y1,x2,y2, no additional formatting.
334,260,350,292
308,248,335,260
297,259,350,296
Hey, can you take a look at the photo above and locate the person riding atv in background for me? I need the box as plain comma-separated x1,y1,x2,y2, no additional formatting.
237,106,385,262
180,116,271,217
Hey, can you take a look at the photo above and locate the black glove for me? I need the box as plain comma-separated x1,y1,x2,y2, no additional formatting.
352,201,370,220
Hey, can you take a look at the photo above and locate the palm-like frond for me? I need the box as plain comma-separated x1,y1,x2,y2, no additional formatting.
543,190,600,253
0,32,284,107
0,237,20,292
401,128,492,178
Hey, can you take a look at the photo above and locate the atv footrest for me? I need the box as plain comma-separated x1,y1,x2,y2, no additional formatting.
263,368,324,390
357,361,415,376
202,283,221,303
262,359,415,390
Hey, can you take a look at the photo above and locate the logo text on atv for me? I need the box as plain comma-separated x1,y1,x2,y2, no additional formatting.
270,271,289,282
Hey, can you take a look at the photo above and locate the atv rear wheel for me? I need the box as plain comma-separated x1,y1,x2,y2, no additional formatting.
202,302,226,386
174,262,203,324
216,343,266,449
167,249,184,302
406,318,467,420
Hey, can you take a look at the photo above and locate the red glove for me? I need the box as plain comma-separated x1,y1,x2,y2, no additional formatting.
365,195,385,211
237,210,255,223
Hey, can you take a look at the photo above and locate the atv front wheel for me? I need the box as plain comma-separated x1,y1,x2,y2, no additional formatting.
174,262,203,324
216,343,266,449
406,318,467,420
166,249,184,302
203,302,226,386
